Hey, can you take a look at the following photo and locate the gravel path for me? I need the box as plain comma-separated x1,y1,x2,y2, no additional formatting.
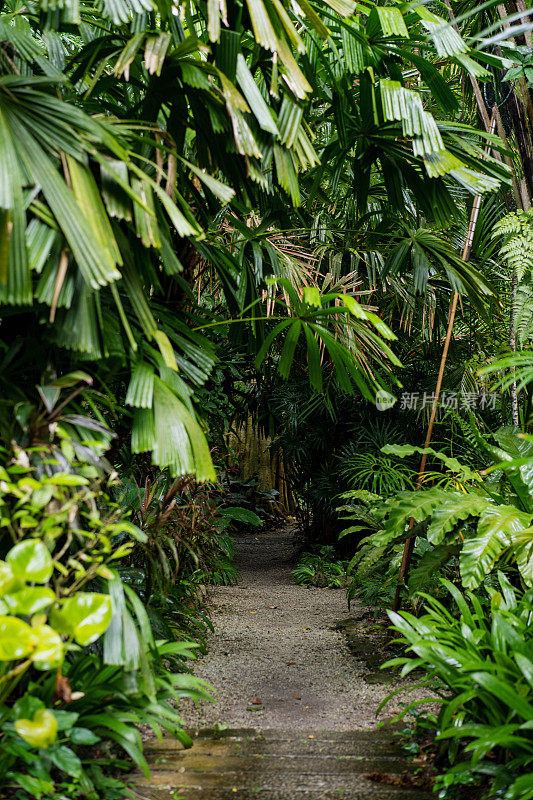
182,527,407,731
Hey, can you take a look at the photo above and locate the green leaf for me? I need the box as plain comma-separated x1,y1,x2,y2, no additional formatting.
278,320,302,379
218,507,263,526
428,493,491,544
0,561,16,596
11,773,54,798
414,7,468,57
368,6,409,38
4,586,55,616
180,158,235,205
50,593,113,645
126,362,155,409
49,745,83,778
245,0,279,51
15,708,58,749
69,727,100,745
381,488,450,542
32,624,64,670
154,329,178,371
303,286,321,308
381,444,479,482
0,615,36,660
152,378,216,481
408,543,461,594
236,54,279,135
7,539,53,583
469,671,533,721
51,710,79,731
9,116,121,289
461,506,533,589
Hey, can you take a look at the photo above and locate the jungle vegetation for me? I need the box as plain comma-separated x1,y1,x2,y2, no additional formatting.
0,0,533,797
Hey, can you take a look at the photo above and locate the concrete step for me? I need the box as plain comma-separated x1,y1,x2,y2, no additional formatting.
187,728,400,743
147,753,414,775
133,789,430,800
134,728,431,800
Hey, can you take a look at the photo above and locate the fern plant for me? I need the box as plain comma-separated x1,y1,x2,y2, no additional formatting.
493,209,533,345
292,546,347,588
344,428,533,600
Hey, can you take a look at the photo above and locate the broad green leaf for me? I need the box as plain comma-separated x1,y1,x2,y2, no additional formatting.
461,506,533,588
132,178,161,248
0,561,16,596
4,586,55,616
7,540,53,583
15,708,58,749
408,543,461,594
10,117,121,289
368,6,408,37
67,156,122,267
131,408,155,453
303,286,321,308
180,158,235,205
31,624,64,670
342,294,368,319
154,329,178,371
152,378,216,481
49,745,82,778
414,6,468,57
50,593,112,645
0,615,36,660
382,444,479,482
218,507,263,526
69,727,100,745
428,493,491,544
469,671,533,721
381,488,450,542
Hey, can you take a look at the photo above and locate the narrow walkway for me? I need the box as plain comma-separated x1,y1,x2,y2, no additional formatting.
133,528,430,799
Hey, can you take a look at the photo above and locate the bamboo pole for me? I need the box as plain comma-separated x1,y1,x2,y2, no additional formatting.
392,112,497,611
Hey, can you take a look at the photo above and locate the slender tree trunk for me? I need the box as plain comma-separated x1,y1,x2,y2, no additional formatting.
392,167,490,610
509,268,520,425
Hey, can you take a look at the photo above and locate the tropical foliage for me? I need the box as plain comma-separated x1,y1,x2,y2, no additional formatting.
1,0,533,797
386,578,533,800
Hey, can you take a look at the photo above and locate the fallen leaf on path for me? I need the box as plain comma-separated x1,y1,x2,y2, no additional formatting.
286,661,296,666
269,605,278,609
293,694,301,699
251,698,262,705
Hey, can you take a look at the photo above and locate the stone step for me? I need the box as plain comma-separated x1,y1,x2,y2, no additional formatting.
187,728,400,743
133,789,430,800
148,753,413,775
135,728,431,800
146,738,404,758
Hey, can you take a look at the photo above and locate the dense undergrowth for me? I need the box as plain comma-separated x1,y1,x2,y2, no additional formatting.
0,402,266,799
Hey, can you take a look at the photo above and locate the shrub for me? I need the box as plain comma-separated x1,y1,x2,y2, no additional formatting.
292,546,347,588
385,576,533,800
0,448,209,799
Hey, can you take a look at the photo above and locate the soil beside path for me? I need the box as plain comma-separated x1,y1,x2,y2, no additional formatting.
182,527,409,730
